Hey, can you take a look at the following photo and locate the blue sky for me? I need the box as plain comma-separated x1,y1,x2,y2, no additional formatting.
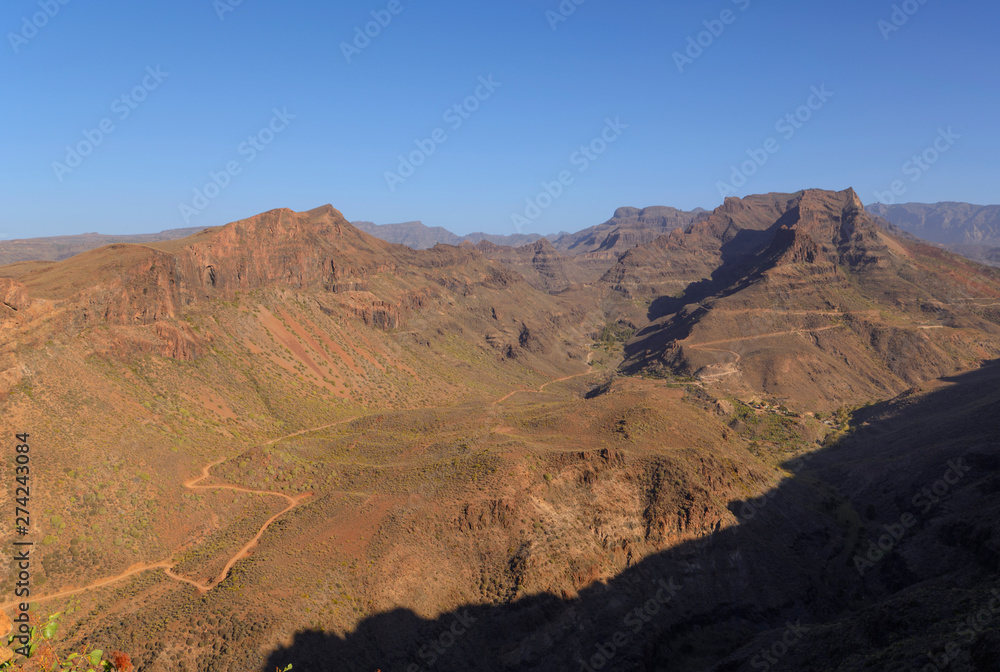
1,0,997,239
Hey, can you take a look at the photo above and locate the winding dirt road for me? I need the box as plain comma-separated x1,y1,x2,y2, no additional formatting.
264,417,359,445
8,357,598,609
0,561,174,610
3,416,361,609
684,325,844,381
493,351,595,405
685,319,949,380
11,352,603,608
161,459,314,593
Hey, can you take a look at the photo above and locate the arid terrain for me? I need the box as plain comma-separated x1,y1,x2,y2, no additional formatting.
2,189,999,671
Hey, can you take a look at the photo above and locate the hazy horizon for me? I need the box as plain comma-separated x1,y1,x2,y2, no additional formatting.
4,190,999,244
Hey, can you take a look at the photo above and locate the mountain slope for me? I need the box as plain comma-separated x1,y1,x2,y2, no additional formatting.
0,226,205,265
549,205,707,256
869,201,1000,267
0,204,777,672
618,189,1000,409
1,205,596,385
471,238,607,292
3,194,999,672
868,201,1000,246
261,360,1000,672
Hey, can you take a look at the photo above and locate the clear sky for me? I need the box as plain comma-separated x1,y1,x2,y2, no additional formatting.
1,0,998,239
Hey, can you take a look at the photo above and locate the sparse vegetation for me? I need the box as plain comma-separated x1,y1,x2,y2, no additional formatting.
4,194,1000,671
594,321,634,351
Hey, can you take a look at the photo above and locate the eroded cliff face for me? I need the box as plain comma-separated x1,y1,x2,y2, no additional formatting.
0,206,533,362
474,238,601,292
171,206,400,300
617,189,1000,409
3,193,1000,672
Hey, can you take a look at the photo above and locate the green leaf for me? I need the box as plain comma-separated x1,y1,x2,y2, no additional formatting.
42,620,58,639
88,650,103,667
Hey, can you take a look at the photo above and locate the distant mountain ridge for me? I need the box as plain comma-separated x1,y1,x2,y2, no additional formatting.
6,200,999,271
0,227,205,266
353,206,707,256
867,201,1000,245
868,201,1000,266
548,205,707,255
351,220,543,249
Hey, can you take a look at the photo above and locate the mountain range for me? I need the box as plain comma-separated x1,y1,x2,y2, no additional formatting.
5,200,999,269
350,220,544,250
2,188,999,671
868,201,1000,266
0,227,204,266
867,201,1000,246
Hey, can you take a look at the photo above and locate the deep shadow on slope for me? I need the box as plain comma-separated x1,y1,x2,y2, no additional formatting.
637,210,803,359
264,362,1000,672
